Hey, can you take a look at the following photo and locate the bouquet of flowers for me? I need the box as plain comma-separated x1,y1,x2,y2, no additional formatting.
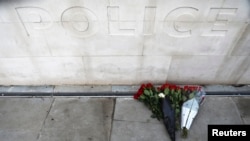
134,82,206,141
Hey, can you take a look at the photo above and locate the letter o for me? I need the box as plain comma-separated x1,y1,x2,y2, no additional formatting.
61,6,99,38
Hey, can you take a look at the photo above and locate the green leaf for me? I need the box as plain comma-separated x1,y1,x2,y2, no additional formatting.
189,92,195,99
175,108,180,115
175,104,180,108
170,96,173,102
149,89,153,96
164,88,169,95
181,127,188,138
140,95,146,100
144,89,150,96
171,89,175,95
179,93,182,101
171,104,175,109
182,95,187,102
175,101,179,106
177,89,181,94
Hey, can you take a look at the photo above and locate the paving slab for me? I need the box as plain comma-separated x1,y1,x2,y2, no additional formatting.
0,130,39,141
111,96,244,141
0,98,53,141
175,96,244,141
37,98,114,141
0,95,248,141
114,98,159,123
111,98,170,141
111,120,170,141
232,96,250,124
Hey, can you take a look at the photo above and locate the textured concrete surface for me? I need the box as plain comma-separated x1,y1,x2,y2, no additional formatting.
0,96,249,141
111,98,170,141
0,98,53,141
37,98,114,141
112,96,247,141
232,97,250,124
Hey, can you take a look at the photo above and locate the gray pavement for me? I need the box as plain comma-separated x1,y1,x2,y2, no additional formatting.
0,96,249,141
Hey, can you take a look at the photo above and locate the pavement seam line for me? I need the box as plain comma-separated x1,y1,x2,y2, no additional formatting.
230,97,245,124
109,98,116,141
113,119,163,124
36,98,56,141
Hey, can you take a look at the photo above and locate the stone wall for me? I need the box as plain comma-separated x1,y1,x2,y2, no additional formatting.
0,0,249,85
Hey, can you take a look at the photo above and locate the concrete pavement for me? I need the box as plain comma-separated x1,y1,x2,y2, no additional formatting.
0,96,249,141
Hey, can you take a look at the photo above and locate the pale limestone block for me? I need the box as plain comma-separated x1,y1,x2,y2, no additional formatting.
83,56,141,84
0,23,51,57
222,0,250,22
237,61,250,84
0,58,41,84
214,56,250,84
108,1,145,21
139,56,171,83
32,57,86,85
3,0,109,22
167,56,225,84
153,0,224,22
44,22,143,56
143,22,248,55
0,57,85,85
0,2,20,22
83,56,171,84
231,24,250,56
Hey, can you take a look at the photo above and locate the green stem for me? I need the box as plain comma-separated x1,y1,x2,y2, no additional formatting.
181,127,188,138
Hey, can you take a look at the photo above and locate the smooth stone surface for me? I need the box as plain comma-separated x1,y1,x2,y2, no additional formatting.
83,56,171,84
0,57,86,85
0,0,249,85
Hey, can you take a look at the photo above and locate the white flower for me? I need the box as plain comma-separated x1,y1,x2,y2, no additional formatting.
158,93,165,98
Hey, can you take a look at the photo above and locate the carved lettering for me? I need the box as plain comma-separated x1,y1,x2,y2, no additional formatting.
14,6,240,38
15,7,52,36
61,6,99,38
202,8,238,36
107,6,135,35
164,7,199,38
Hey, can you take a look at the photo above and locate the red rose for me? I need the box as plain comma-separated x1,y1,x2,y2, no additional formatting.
146,83,153,89
184,86,189,91
160,83,170,91
134,84,146,99
176,86,181,90
134,93,140,99
169,84,177,90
